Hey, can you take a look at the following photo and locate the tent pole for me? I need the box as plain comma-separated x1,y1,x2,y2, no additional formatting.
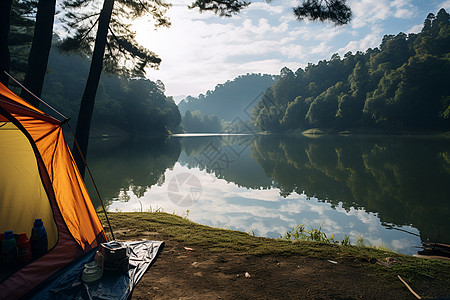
3,70,115,241
67,122,115,241
3,71,68,120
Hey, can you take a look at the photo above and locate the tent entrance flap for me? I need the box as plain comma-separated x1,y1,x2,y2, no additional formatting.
0,121,58,248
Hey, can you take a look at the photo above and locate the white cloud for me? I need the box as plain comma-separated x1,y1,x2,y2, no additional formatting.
310,42,332,55
391,238,410,249
406,24,423,34
247,2,285,15
350,0,391,28
391,0,418,18
279,44,308,59
349,0,416,27
437,1,450,10
337,25,383,54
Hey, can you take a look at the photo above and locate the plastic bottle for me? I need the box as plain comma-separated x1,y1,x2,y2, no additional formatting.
30,219,48,258
17,233,32,263
2,231,18,267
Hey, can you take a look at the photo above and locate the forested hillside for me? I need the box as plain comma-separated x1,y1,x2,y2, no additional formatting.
251,9,450,132
178,73,277,121
181,110,222,133
10,41,181,136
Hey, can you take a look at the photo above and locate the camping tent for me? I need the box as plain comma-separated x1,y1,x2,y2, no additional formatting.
0,82,107,298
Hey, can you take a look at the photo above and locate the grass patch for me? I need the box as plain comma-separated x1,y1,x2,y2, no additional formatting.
101,212,450,289
302,128,325,135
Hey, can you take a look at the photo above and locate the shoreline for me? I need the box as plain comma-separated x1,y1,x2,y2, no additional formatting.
100,212,450,299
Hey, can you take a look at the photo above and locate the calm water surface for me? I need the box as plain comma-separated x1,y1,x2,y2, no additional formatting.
86,134,450,255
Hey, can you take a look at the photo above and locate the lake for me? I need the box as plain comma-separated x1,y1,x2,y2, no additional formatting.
86,133,450,255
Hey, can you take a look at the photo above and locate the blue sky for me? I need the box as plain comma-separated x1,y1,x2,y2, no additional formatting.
132,0,450,101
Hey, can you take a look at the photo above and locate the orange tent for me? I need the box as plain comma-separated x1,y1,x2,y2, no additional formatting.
0,82,107,298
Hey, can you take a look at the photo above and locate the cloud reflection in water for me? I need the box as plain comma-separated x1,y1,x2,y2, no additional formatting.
108,163,421,255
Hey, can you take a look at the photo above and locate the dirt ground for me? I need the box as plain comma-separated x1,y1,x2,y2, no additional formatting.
130,240,430,300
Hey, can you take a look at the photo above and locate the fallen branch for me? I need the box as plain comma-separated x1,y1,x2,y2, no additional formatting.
397,275,421,299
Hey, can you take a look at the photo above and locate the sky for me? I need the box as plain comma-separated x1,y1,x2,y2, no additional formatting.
132,0,450,102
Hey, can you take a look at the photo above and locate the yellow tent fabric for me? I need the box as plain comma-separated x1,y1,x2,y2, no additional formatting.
0,122,58,248
0,81,107,298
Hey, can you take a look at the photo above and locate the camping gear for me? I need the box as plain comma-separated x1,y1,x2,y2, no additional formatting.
17,232,32,263
82,261,103,283
0,81,107,298
99,241,130,274
1,231,17,267
30,219,48,258
31,240,163,299
94,249,105,270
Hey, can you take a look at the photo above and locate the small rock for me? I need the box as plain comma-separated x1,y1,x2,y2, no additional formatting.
245,272,251,278
386,257,399,263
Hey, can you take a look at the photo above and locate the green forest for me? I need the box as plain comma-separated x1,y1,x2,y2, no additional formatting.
181,110,222,133
251,9,450,133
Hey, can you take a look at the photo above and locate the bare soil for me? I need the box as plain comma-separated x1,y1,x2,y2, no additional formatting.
131,240,426,300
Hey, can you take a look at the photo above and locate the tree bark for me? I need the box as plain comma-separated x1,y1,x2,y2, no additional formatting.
73,0,115,178
0,0,13,86
20,0,56,107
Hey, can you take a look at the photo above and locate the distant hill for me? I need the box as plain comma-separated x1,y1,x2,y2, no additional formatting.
178,73,277,121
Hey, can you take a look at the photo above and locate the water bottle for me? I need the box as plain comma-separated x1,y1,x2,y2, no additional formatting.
1,231,18,267
30,219,48,258
17,233,32,263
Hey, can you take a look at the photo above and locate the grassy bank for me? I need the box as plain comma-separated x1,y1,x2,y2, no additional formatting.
102,212,450,288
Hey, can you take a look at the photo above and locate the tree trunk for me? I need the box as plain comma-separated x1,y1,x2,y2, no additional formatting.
20,0,56,107
0,0,13,86
73,0,115,178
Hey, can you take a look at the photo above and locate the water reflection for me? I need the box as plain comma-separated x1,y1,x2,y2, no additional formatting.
87,134,450,255
250,135,450,244
86,136,181,206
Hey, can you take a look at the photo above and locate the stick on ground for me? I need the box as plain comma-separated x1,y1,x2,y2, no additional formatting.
397,275,422,299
